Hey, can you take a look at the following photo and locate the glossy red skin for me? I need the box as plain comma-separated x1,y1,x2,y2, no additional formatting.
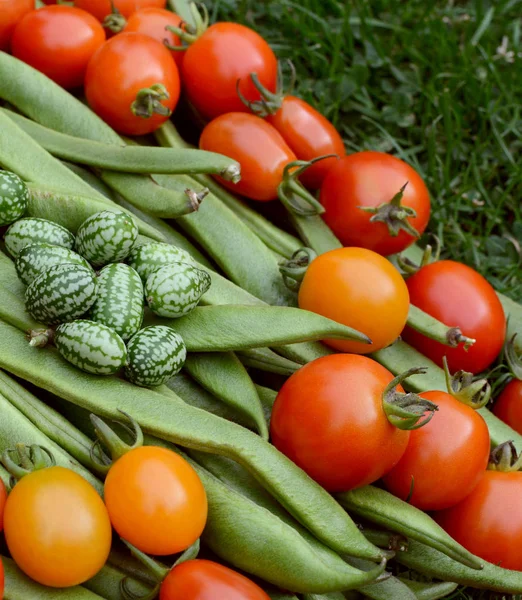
383,391,490,510
0,479,5,532
124,8,184,68
74,0,166,21
85,32,180,135
320,152,431,255
0,0,33,51
266,96,345,190
435,471,522,570
159,560,271,600
11,6,106,89
199,113,296,201
493,379,522,434
182,23,278,122
403,260,506,374
270,354,410,492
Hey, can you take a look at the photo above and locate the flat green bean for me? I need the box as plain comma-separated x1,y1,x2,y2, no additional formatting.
289,212,343,255
3,108,240,178
346,558,416,600
144,305,371,352
184,352,268,439
255,384,278,426
303,594,346,600
336,485,482,569
3,557,105,600
397,578,458,600
237,348,301,376
84,564,152,600
0,320,382,561
63,162,116,200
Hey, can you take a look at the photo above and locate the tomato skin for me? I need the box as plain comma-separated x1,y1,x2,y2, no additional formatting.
74,0,166,22
182,23,278,122
3,466,111,587
10,6,106,89
123,8,184,67
493,379,522,434
0,0,33,51
0,478,6,532
320,152,430,255
200,113,296,201
298,247,410,354
270,354,409,492
159,559,271,600
383,391,490,510
435,471,522,570
85,32,180,135
104,446,207,556
402,260,506,374
0,557,3,600
266,96,345,189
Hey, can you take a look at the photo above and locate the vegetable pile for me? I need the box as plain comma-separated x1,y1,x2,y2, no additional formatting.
0,1,520,599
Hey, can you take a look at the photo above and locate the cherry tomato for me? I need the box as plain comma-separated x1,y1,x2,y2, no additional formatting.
104,446,207,556
160,559,271,600
123,8,184,67
0,479,6,532
182,23,278,121
270,354,410,492
85,32,180,135
3,466,111,587
0,557,3,600
10,6,106,90
383,391,490,510
0,1,38,52
74,0,166,22
298,247,410,353
319,152,430,255
435,470,522,570
265,96,345,189
493,379,522,434
200,113,296,201
402,260,506,374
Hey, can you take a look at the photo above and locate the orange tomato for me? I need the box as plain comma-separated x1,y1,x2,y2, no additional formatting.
298,247,410,353
3,467,111,587
104,446,207,555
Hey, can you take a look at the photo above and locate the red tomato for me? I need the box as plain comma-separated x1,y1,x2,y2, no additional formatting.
159,559,271,600
74,0,166,22
383,391,490,510
85,32,180,135
182,23,277,121
493,379,522,434
10,6,106,89
266,96,345,189
3,466,111,587
199,113,296,201
403,260,506,374
270,354,410,492
0,479,6,532
0,557,3,600
298,247,410,354
0,1,39,51
123,8,184,67
435,470,522,570
104,446,207,556
320,152,431,255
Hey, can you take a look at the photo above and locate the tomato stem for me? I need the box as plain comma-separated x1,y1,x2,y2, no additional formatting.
488,441,522,472
394,235,441,276
279,247,317,292
164,2,209,46
1,444,55,483
382,367,439,430
131,84,172,120
443,357,491,409
505,334,522,381
103,2,127,34
237,62,297,117
90,410,144,464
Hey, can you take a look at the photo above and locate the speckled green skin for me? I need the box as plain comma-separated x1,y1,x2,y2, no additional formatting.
145,262,211,318
126,242,196,282
55,320,127,375
0,171,28,226
89,263,144,340
15,243,92,286
5,217,74,258
75,210,138,267
125,326,186,387
25,264,97,325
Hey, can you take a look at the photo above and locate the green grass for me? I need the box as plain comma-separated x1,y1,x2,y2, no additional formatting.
206,0,522,302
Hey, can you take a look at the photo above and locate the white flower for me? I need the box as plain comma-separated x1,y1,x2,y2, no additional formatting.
494,36,516,63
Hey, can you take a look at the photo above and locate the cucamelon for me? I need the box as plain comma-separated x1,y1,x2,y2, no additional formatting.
0,170,28,226
5,217,74,258
126,242,196,282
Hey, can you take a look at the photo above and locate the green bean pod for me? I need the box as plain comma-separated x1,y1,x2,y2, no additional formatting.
184,352,268,439
238,348,301,376
63,162,117,200
2,557,105,600
0,320,382,562
303,593,346,600
145,305,370,352
345,558,417,600
84,564,153,600
397,578,458,600
3,108,240,179
254,385,278,426
289,212,343,255
336,485,482,569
